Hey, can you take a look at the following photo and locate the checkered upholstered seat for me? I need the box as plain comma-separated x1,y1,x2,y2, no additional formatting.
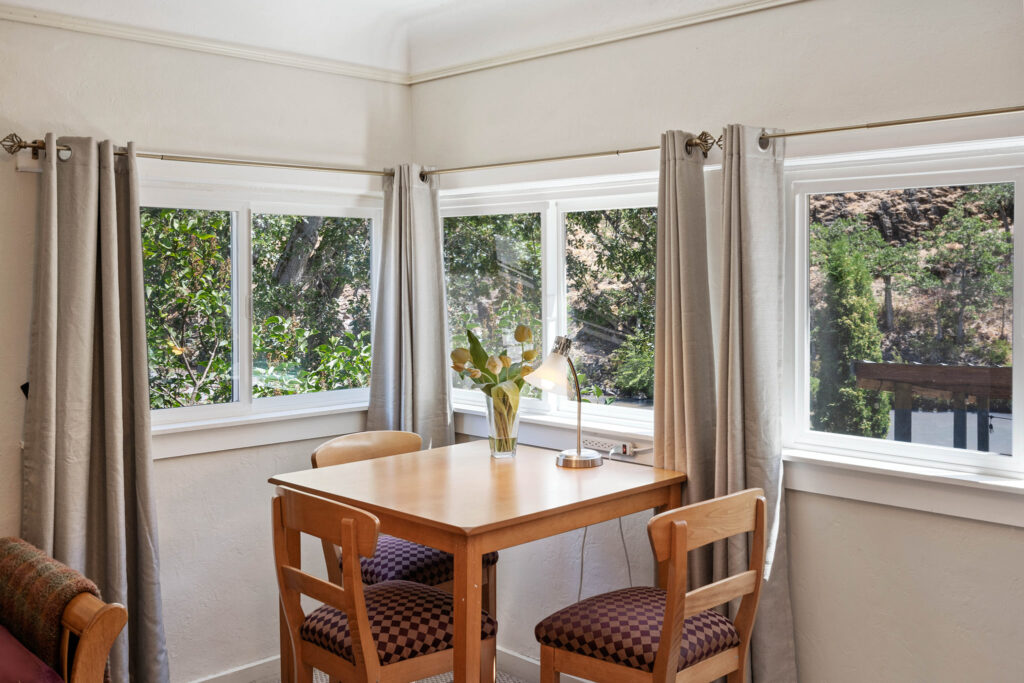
534,586,739,673
356,534,499,586
301,580,497,665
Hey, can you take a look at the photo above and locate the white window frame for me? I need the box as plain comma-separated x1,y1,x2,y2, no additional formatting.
782,139,1024,476
440,174,659,433
139,160,382,449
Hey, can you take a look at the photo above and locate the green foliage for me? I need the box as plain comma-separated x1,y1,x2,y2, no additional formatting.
610,331,654,399
142,208,234,408
915,202,1011,345
812,236,891,438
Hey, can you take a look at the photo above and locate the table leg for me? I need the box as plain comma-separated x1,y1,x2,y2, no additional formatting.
654,483,684,589
453,538,485,683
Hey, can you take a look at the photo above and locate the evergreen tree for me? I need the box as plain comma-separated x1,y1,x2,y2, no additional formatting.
813,236,891,437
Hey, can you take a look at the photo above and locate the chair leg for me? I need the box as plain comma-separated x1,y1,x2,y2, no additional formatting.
295,660,314,683
483,563,498,616
540,645,560,683
481,638,497,683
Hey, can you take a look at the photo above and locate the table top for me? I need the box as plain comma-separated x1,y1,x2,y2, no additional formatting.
269,440,686,536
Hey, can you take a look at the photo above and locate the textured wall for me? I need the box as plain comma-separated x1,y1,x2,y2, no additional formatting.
788,492,1024,681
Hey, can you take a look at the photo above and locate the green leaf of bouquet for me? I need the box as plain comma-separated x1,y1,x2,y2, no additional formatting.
492,380,521,417
467,329,489,370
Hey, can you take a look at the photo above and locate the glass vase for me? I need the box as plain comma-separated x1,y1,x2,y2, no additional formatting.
485,392,520,458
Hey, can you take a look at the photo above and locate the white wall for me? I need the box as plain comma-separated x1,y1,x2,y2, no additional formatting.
0,18,409,682
412,0,1024,679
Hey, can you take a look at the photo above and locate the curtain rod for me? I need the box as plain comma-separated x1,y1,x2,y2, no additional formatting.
5,104,1022,178
0,133,392,177
422,104,1024,176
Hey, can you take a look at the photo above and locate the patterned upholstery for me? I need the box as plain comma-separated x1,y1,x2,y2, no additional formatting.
301,580,497,665
357,534,499,586
534,586,739,672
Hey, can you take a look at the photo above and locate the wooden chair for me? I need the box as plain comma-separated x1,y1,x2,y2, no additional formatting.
535,488,767,683
272,487,497,683
311,431,498,614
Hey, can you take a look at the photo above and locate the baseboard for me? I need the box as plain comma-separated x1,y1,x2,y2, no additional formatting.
497,647,590,683
194,648,587,683
190,655,280,683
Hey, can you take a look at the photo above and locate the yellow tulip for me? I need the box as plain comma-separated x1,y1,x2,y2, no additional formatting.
514,325,533,343
451,363,465,372
499,355,512,368
468,368,482,379
486,356,502,375
451,348,471,364
520,365,533,377
522,349,538,362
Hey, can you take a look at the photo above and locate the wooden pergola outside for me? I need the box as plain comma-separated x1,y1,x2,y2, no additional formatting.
853,361,1012,452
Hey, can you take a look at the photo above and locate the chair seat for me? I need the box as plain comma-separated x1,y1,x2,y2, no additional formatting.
534,586,739,673
301,580,497,665
357,534,499,586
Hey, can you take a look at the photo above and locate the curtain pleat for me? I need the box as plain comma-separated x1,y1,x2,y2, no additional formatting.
367,164,454,448
653,131,717,589
715,124,798,682
21,135,170,683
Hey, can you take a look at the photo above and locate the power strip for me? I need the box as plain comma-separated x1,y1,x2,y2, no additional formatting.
581,435,634,457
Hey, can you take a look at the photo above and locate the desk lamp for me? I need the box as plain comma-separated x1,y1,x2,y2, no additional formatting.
523,336,603,468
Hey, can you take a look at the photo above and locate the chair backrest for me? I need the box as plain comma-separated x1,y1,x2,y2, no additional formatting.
311,430,423,469
272,487,381,677
646,488,766,680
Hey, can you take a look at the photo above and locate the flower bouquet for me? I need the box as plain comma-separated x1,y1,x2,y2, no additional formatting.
451,324,539,458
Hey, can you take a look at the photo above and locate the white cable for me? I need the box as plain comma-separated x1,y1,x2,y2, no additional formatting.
577,525,589,602
618,516,633,587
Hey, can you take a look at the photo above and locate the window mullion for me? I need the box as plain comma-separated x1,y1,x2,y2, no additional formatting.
236,205,254,408
542,201,563,413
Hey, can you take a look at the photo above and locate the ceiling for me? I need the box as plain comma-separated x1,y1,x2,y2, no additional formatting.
0,0,802,80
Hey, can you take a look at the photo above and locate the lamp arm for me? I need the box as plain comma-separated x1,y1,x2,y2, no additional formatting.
566,356,582,456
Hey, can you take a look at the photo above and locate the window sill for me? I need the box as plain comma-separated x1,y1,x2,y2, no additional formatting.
151,402,368,459
453,402,654,465
783,448,1024,528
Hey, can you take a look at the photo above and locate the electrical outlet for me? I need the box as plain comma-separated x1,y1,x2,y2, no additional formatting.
581,435,634,457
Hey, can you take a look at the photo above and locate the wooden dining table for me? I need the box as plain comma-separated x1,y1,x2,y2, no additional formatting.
269,440,687,683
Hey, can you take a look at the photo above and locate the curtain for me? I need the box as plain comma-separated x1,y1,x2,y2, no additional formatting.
715,124,798,681
21,135,170,683
367,164,454,448
653,130,717,589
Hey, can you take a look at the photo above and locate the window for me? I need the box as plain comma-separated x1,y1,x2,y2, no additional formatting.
142,198,375,418
565,208,656,409
443,212,542,395
787,144,1024,474
441,187,658,426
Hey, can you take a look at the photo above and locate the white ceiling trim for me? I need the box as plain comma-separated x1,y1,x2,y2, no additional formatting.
0,0,807,86
406,0,809,84
0,3,409,85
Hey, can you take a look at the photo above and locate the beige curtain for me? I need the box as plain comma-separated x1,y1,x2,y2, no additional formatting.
653,130,717,588
367,164,454,448
715,124,797,681
21,135,169,683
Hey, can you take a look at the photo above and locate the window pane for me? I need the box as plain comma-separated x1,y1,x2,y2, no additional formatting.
808,183,1014,455
142,207,235,408
444,214,542,391
251,214,372,396
565,208,656,408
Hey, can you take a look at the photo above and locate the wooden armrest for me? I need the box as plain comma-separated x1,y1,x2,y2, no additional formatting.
61,593,128,683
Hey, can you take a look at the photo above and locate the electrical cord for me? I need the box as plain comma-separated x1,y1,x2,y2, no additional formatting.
576,516,635,602
618,516,633,587
577,525,588,602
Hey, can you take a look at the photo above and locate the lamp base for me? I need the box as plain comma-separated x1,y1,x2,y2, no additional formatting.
556,448,604,468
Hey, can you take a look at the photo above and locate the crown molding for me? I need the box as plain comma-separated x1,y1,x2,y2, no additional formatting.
0,3,409,85
406,0,809,84
0,0,807,87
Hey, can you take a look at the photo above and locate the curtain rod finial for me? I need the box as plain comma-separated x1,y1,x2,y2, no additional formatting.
2,132,25,156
